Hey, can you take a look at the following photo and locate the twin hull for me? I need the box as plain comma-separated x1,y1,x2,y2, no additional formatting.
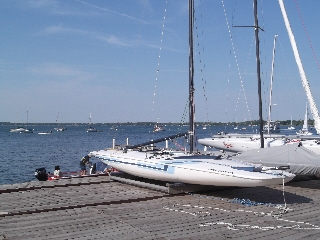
198,137,286,153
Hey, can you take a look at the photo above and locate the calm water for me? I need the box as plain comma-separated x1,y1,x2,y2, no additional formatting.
0,124,301,185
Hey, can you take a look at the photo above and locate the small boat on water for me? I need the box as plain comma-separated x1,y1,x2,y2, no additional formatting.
288,115,295,130
10,126,27,133
87,126,98,132
54,127,67,131
86,113,101,132
10,111,33,133
154,123,165,132
264,121,280,134
38,131,53,135
54,113,67,131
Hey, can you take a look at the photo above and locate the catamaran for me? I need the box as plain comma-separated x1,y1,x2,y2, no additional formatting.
199,0,320,176
199,0,320,156
90,0,294,187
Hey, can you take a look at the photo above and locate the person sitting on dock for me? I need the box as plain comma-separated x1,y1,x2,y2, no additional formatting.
54,165,63,177
80,155,91,175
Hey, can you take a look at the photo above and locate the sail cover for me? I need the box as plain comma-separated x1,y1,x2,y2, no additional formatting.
232,142,320,176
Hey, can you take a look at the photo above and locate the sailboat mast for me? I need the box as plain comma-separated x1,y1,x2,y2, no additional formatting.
189,0,194,153
267,34,278,134
254,0,264,147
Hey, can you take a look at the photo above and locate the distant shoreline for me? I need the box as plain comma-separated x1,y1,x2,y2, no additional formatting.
1,120,310,127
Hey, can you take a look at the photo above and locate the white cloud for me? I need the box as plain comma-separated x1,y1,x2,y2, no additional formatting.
43,25,131,47
98,35,129,47
28,63,93,81
44,25,88,35
27,0,57,9
76,0,146,23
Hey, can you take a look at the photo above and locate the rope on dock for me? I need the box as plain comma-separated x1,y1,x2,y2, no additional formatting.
185,192,280,207
163,203,320,231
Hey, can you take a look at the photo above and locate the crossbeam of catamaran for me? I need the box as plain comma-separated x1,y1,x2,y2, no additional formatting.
124,132,189,150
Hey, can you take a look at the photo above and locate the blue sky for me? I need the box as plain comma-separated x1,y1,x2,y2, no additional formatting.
1,0,320,124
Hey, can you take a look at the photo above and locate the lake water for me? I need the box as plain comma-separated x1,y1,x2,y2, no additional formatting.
0,124,301,185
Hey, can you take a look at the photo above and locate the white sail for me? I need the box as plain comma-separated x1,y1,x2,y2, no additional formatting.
278,0,320,134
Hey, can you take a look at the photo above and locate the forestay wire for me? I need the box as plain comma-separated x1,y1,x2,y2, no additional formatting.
295,0,320,70
115,0,147,141
222,0,253,126
151,0,168,116
193,1,211,132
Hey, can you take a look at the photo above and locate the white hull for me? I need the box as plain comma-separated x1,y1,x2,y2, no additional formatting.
10,127,33,133
10,127,26,133
198,135,320,157
90,149,294,187
87,128,98,132
154,127,165,132
296,130,313,136
300,140,320,155
54,127,66,131
198,137,287,153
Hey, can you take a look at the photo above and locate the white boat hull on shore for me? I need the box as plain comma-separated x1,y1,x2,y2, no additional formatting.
90,149,294,187
198,136,287,153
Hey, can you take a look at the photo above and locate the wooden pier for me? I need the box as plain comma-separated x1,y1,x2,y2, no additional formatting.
1,175,320,239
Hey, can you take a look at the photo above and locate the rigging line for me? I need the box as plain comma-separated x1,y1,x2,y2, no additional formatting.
295,0,320,70
151,0,168,115
226,52,231,125
193,2,210,134
232,34,255,126
117,0,146,127
238,35,255,128
277,38,301,114
222,0,253,126
177,99,189,136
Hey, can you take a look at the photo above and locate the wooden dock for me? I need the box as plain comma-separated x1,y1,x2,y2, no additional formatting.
1,175,320,239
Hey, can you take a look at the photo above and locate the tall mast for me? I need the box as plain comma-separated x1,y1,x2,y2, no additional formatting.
278,0,320,134
267,34,278,134
254,0,264,147
189,0,194,153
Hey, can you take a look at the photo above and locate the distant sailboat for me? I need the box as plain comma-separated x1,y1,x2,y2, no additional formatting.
23,111,33,133
87,113,98,132
54,113,67,131
154,123,165,132
288,115,295,130
11,111,33,133
296,103,313,135
10,126,27,133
